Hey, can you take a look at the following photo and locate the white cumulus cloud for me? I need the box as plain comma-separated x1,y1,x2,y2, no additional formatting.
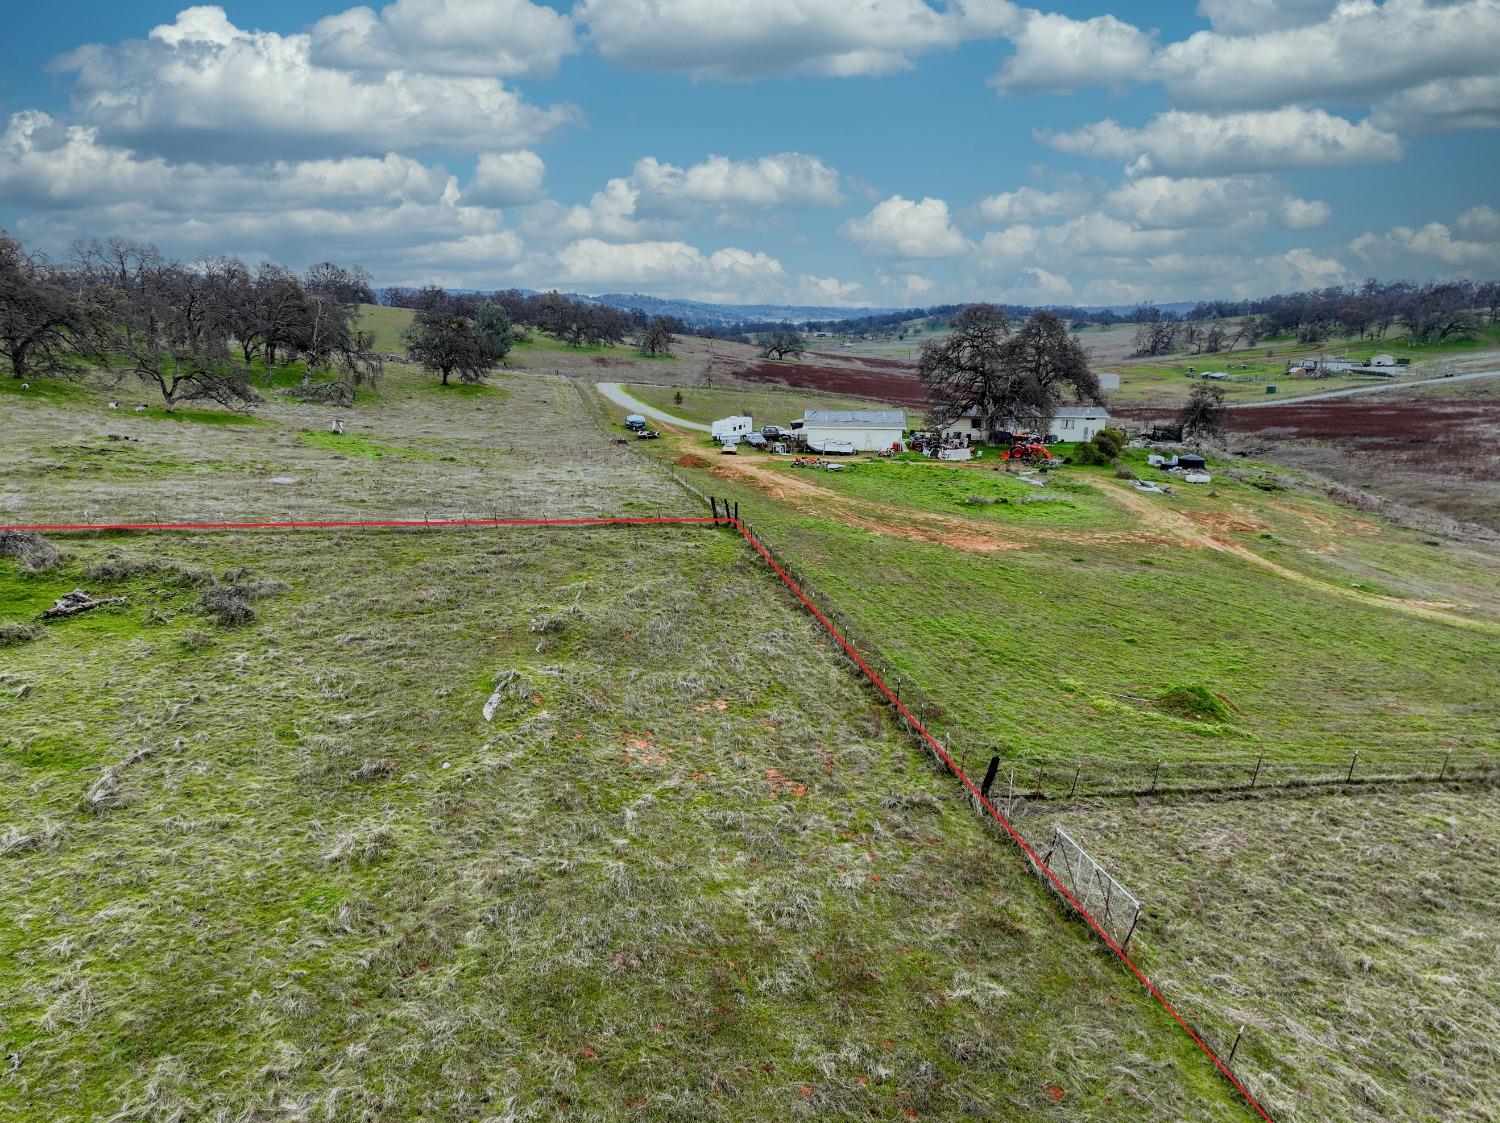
991,11,1155,96
1105,174,1328,230
311,0,578,77
1372,73,1500,134
548,237,802,302
575,0,1018,80
1351,214,1500,274
1040,107,1403,175
1195,0,1339,35
842,195,972,258
1158,0,1500,110
976,184,1089,223
631,153,844,213
467,151,547,206
54,6,578,160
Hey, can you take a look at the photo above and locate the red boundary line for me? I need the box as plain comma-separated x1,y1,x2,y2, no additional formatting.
3,508,1273,1119
0,517,719,532
727,516,1277,1123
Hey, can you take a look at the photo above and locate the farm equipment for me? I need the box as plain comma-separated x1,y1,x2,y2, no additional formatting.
999,438,1054,465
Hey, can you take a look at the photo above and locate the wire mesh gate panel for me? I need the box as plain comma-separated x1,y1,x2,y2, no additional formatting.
1043,825,1142,949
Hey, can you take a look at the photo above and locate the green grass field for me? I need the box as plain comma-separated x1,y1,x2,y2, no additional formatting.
354,303,414,352
0,357,1260,1122
1104,323,1500,405
1050,789,1500,1122
645,439,1500,772
4,353,1496,1122
624,383,889,428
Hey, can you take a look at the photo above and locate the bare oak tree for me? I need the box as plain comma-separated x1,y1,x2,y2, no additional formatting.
919,307,1099,435
0,232,84,380
1177,382,1226,440
637,316,675,358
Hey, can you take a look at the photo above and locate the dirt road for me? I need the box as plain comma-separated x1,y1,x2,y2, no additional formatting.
1227,368,1500,408
597,382,710,432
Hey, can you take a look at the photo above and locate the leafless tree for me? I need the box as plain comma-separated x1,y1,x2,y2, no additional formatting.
402,306,509,385
1229,316,1260,351
0,231,84,380
919,307,1098,435
637,316,674,358
80,251,259,412
759,330,805,360
1131,320,1178,356
1177,382,1226,440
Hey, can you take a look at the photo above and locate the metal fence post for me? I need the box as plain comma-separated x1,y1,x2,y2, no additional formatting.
1121,906,1141,953
1347,750,1358,784
1250,751,1263,790
1439,748,1452,781
1068,763,1082,800
1147,760,1160,794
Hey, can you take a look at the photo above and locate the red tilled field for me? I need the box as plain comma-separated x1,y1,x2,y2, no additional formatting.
1114,396,1500,529
729,357,929,410
809,351,916,371
1229,398,1500,475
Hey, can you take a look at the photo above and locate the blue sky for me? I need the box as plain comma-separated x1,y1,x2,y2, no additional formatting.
2,0,1497,307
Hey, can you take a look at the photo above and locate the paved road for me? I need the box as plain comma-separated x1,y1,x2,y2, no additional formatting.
1228,368,1500,408
596,382,710,432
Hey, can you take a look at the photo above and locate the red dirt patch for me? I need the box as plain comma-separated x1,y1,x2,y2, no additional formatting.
675,453,709,468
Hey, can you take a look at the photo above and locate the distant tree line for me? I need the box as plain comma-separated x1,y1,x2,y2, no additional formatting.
386,285,681,362
1136,279,1499,355
0,229,380,409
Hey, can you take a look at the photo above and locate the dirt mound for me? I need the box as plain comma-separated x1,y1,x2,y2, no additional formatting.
675,453,709,468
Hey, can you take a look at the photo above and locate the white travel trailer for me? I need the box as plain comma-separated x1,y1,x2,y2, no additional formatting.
711,415,754,443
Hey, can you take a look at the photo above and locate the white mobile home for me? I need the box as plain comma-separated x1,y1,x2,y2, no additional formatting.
800,409,906,453
941,405,1113,443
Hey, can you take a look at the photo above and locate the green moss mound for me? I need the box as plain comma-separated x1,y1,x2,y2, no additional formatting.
1154,683,1234,722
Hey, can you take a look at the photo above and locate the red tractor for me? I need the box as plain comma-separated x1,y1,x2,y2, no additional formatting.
998,434,1054,464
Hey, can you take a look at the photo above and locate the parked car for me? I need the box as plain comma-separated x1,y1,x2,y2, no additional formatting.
636,429,659,440
743,431,767,448
624,414,647,430
761,425,788,439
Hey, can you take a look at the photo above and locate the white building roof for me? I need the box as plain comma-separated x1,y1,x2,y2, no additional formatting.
802,409,906,426
1054,405,1111,417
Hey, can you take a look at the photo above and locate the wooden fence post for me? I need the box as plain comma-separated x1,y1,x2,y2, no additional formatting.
980,755,1000,799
